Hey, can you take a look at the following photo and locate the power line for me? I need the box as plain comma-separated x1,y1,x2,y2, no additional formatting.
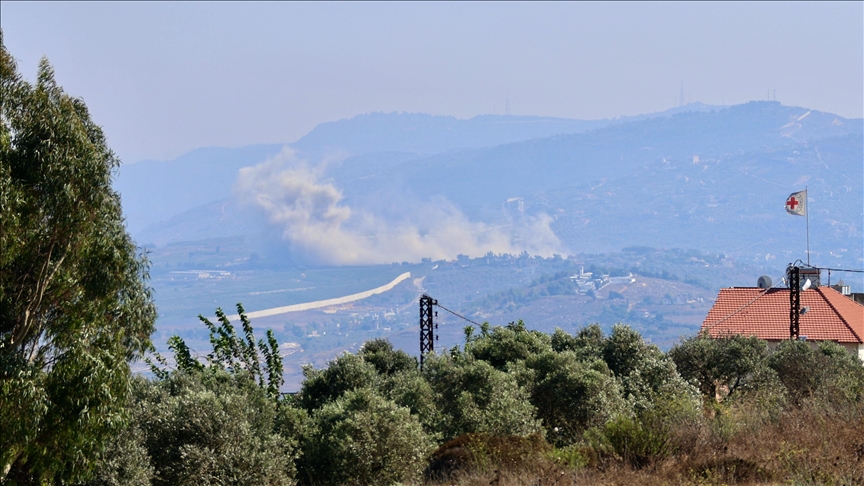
703,273,786,332
814,267,864,274
434,301,482,327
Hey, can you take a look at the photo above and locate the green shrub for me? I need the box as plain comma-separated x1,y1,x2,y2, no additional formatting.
379,369,443,438
603,325,700,414
299,388,432,486
359,338,416,376
298,352,379,411
76,424,153,486
468,320,552,369
550,324,605,362
586,414,672,469
524,351,626,446
133,371,296,486
425,433,551,480
547,444,591,470
423,353,541,440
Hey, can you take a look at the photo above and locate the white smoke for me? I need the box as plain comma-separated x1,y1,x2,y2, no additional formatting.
234,148,563,265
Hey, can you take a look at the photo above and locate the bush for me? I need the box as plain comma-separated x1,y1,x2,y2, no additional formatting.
379,368,443,438
468,320,552,369
603,325,700,414
299,388,432,486
298,352,379,411
586,414,672,470
129,371,295,486
359,338,416,376
76,425,153,486
423,353,541,440
524,351,626,446
550,324,605,362
669,333,768,400
425,432,551,480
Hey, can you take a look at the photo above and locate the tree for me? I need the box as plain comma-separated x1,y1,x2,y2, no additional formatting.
150,304,285,399
468,320,552,370
602,325,699,414
551,324,605,362
124,373,295,486
299,388,433,486
669,333,768,401
423,353,541,440
358,338,416,376
0,36,156,482
523,351,626,446
297,352,379,412
768,339,864,406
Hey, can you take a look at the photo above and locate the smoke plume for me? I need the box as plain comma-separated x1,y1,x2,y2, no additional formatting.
235,149,562,265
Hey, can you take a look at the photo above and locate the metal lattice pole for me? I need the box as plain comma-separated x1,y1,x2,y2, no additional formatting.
789,266,800,340
419,294,437,369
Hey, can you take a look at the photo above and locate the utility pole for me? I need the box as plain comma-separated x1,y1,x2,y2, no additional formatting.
788,266,800,340
419,294,437,369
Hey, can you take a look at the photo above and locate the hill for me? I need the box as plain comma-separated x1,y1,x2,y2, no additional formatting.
130,102,863,274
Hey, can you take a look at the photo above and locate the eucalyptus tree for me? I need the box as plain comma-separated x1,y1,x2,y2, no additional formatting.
0,36,156,482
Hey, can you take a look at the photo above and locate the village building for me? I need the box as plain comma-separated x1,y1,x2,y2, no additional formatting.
701,277,864,361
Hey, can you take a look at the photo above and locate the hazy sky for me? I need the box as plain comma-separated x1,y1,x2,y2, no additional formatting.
2,2,862,163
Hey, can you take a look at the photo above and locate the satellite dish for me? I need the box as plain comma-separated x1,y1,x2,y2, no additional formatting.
802,279,812,291
757,276,772,289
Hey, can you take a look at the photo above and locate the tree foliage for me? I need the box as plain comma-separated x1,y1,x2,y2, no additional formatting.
299,388,432,486
149,304,284,399
0,35,156,483
669,333,768,400
423,353,542,439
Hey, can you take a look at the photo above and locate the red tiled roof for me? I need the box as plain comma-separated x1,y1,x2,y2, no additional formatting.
701,286,864,343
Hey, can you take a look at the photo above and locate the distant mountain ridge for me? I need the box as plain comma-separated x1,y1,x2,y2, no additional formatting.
116,102,862,274
388,102,861,212
291,102,724,158
115,103,726,234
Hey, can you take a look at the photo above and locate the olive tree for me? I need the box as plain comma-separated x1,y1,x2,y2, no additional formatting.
523,351,626,445
669,333,768,401
0,37,156,482
423,353,542,440
299,388,433,486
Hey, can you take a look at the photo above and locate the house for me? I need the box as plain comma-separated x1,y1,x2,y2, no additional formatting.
701,284,864,361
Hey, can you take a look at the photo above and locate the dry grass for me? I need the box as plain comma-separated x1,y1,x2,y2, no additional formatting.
424,402,864,485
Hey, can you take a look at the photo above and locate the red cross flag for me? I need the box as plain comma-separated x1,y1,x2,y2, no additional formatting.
785,190,807,216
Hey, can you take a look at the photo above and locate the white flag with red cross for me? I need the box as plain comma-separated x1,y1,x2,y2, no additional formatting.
785,190,806,216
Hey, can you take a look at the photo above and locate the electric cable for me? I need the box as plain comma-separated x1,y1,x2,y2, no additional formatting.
703,272,787,332
813,267,864,274
434,301,482,327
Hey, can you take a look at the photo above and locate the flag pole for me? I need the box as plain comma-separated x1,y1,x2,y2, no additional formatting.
805,185,810,266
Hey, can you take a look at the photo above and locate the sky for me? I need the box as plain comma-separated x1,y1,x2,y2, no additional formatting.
2,2,862,163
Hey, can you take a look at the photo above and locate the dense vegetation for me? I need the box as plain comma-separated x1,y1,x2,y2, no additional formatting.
75,316,864,485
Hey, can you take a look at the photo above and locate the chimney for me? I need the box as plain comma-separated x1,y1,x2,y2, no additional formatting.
798,267,820,288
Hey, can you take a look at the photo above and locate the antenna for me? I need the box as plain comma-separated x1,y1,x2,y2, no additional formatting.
679,81,685,107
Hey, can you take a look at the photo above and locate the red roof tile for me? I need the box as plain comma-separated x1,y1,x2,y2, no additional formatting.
701,286,864,343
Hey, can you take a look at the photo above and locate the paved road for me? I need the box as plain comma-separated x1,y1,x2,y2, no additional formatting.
228,272,412,320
